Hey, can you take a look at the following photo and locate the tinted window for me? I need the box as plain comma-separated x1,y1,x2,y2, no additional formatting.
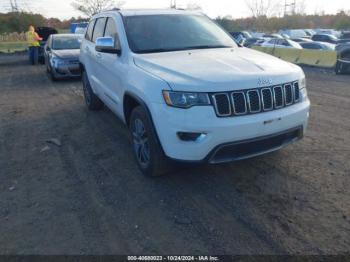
124,15,236,53
85,20,95,41
92,17,107,43
301,43,319,50
104,18,118,38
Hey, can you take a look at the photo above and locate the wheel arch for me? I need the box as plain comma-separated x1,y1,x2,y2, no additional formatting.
123,91,165,154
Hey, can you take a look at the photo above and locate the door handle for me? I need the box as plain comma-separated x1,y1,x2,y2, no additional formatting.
85,46,89,52
96,53,102,59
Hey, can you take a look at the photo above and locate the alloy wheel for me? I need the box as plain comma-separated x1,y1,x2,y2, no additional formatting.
132,118,150,167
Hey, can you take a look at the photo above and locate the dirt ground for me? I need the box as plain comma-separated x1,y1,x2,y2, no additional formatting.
0,54,349,255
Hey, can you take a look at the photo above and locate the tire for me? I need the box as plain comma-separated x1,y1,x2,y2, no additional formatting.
50,70,58,81
335,61,344,75
129,106,171,177
82,71,104,110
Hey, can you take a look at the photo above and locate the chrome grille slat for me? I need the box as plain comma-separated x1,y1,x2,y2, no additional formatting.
273,86,284,109
284,84,293,106
211,81,301,117
247,90,261,113
231,92,247,115
293,81,300,102
212,93,232,117
261,88,273,111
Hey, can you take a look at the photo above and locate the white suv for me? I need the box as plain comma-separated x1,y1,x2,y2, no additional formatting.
80,9,310,176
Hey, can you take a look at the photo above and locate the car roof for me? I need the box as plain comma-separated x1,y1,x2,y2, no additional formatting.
101,9,203,17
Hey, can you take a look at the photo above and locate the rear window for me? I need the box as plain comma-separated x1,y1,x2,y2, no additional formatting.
52,36,82,50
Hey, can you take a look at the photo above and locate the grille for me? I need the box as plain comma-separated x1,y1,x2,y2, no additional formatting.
212,93,231,116
294,82,300,102
247,90,261,113
232,92,247,114
284,84,293,105
212,81,301,117
273,86,284,108
261,88,273,111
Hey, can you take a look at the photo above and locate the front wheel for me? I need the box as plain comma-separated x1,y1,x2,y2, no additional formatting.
82,71,104,110
129,106,171,177
335,61,345,75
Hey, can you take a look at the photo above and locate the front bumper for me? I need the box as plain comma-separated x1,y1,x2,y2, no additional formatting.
52,63,81,78
149,90,310,162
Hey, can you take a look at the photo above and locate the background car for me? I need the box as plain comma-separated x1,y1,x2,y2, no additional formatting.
300,41,336,50
312,34,350,44
278,29,309,39
335,43,350,74
291,38,313,43
44,34,82,81
262,33,284,39
243,37,265,47
312,34,339,44
261,38,302,49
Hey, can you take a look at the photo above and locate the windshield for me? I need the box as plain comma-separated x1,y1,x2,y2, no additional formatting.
52,37,81,50
124,14,237,54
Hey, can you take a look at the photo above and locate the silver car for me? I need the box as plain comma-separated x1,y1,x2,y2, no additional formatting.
44,34,82,81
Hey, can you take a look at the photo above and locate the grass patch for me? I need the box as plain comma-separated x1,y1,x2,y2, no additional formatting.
0,41,27,53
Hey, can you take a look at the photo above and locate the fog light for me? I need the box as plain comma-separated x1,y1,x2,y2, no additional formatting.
177,132,207,142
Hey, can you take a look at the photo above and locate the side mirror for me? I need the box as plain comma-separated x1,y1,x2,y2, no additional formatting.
45,46,51,51
95,37,121,55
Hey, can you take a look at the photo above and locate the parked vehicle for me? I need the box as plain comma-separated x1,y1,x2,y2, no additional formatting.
291,38,313,43
300,41,336,51
230,31,252,39
44,34,82,81
243,37,265,47
278,29,309,39
36,27,58,64
335,43,350,74
303,29,316,37
315,29,341,38
261,38,302,49
263,33,284,39
230,31,252,45
340,31,350,39
312,34,350,44
80,9,310,176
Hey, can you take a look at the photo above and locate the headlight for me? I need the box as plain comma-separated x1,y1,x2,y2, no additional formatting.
299,76,306,89
162,91,211,108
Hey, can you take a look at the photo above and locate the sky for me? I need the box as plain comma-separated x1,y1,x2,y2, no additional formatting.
0,0,349,19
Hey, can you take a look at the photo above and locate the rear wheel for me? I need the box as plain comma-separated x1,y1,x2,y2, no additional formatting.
129,106,170,177
82,71,104,110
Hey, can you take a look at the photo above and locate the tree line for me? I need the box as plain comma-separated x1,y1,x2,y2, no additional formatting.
0,12,88,34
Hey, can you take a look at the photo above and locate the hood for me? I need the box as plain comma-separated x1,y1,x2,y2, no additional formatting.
52,49,80,60
134,48,303,92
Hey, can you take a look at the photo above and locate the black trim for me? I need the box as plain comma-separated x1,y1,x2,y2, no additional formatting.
169,126,303,164
123,92,166,155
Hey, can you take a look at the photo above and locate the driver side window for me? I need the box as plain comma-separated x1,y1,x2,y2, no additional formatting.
104,18,118,39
